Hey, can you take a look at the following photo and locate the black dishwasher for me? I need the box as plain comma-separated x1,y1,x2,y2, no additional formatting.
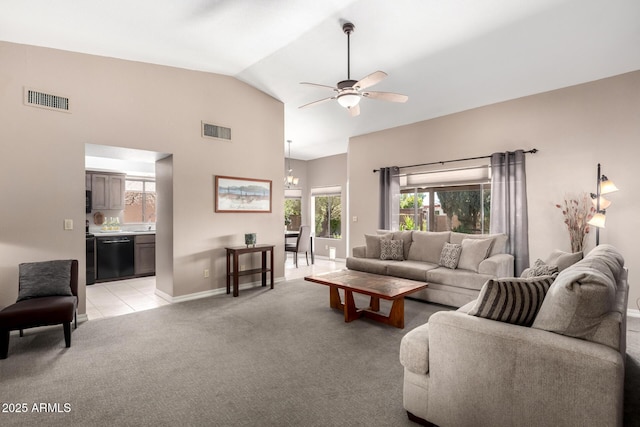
97,236,135,281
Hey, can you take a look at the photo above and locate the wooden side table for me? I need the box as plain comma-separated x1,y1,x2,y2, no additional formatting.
225,244,275,297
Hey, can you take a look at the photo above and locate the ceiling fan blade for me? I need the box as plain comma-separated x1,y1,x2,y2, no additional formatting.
348,103,360,117
300,82,338,91
298,96,335,109
362,91,408,103
354,71,387,90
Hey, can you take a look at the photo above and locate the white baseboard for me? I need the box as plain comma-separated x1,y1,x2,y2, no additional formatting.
77,313,88,323
627,308,640,318
154,276,287,304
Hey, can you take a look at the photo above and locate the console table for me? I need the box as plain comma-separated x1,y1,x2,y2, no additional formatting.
225,244,275,297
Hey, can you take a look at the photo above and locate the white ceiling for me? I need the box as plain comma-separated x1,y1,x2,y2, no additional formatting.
2,0,640,160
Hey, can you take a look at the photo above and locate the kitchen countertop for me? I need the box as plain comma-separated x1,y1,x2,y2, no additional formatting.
91,231,156,237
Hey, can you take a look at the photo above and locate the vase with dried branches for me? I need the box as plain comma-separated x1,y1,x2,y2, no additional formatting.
556,192,596,253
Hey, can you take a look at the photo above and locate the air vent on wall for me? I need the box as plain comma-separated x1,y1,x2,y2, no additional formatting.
24,87,71,113
201,121,231,141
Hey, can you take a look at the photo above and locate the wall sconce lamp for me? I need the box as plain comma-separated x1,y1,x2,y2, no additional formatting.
587,163,619,245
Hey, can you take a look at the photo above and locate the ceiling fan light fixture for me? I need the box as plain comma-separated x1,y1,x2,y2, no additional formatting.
337,93,361,108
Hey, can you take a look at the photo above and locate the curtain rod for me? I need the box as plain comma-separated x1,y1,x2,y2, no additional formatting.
372,148,538,173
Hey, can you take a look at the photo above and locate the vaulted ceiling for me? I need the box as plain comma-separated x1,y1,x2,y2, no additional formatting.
2,0,639,159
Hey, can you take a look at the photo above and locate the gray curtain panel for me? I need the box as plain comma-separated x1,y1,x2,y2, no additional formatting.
378,166,400,230
490,150,530,275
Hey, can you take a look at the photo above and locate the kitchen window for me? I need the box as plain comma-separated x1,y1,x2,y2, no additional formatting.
124,178,156,223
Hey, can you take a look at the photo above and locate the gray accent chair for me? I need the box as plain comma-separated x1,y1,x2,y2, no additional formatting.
285,225,311,268
0,260,78,359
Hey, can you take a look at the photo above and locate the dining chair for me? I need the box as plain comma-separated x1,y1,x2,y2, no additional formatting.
285,225,311,268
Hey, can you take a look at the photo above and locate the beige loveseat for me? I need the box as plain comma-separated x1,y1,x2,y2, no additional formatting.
400,244,628,427
346,231,514,308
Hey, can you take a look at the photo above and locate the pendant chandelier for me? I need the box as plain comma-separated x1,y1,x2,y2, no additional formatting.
285,140,299,188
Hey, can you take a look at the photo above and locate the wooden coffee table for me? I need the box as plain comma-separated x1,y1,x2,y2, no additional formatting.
304,270,427,328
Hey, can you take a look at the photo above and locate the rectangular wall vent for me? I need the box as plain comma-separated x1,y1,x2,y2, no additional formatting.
202,121,231,141
24,87,71,113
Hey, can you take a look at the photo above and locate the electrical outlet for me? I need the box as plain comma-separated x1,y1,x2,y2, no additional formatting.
64,219,73,230
204,269,209,278
325,245,329,250
353,216,358,222
240,264,246,271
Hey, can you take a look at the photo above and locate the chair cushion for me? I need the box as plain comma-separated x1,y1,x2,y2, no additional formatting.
18,260,73,302
0,296,77,330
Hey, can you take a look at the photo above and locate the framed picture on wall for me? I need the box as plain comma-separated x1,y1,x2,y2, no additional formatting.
215,175,272,213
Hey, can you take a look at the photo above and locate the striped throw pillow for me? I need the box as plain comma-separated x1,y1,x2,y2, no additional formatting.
467,276,556,327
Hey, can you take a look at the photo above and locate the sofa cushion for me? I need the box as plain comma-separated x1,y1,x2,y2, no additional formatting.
426,267,494,292
467,276,556,326
380,239,404,261
408,231,450,264
345,257,393,275
17,260,73,302
450,232,508,257
457,238,493,272
532,244,624,342
545,249,583,272
439,243,462,269
387,260,437,282
521,258,559,278
365,233,391,259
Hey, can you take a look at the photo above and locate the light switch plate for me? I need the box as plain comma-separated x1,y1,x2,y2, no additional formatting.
64,219,73,230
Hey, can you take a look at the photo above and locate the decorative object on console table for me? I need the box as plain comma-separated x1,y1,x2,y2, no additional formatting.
587,163,619,245
215,175,272,213
555,192,595,253
244,233,256,247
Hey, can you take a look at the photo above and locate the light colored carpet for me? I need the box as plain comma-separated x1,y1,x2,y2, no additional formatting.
0,279,447,426
1,279,639,426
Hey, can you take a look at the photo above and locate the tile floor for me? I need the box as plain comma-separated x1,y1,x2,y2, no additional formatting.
85,257,345,321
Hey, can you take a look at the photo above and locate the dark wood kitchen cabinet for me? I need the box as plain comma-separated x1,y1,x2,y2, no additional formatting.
134,234,156,276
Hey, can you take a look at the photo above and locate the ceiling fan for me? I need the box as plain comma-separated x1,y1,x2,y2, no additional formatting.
299,22,408,117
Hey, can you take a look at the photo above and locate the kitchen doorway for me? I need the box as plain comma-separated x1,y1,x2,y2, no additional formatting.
85,144,173,319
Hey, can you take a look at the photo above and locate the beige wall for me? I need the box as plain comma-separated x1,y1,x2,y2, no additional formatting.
348,71,640,309
0,42,285,313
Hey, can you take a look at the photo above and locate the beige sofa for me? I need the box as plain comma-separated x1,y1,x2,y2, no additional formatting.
399,244,628,427
346,231,514,307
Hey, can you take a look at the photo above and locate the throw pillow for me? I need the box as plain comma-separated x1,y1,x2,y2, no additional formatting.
521,259,559,278
457,238,493,272
439,243,462,269
17,260,73,302
380,239,404,261
364,234,391,259
468,275,556,327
